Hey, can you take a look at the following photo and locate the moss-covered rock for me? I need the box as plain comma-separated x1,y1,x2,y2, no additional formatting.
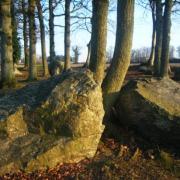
0,70,104,175
116,78,180,149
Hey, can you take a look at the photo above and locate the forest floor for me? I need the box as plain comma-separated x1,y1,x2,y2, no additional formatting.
0,127,179,179
0,63,180,179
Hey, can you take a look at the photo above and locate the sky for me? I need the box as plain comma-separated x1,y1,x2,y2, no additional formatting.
35,2,180,62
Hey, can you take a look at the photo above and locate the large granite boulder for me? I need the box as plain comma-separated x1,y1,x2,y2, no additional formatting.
0,70,104,175
115,78,180,149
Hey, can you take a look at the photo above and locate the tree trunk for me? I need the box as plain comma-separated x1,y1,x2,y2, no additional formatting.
89,0,109,84
74,53,78,64
36,0,49,76
102,0,135,113
72,46,80,64
28,0,37,80
84,40,91,68
160,0,173,78
49,0,56,62
0,0,15,87
22,0,29,68
64,0,71,71
154,0,163,76
148,1,156,66
11,0,21,65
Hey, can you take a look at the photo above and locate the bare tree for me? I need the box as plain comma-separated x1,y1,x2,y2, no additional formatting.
11,0,21,65
28,0,37,80
72,45,81,64
49,0,56,62
154,0,163,76
89,0,109,83
160,0,173,77
148,0,156,66
22,0,29,68
36,0,49,76
64,0,71,71
0,0,15,87
131,47,151,63
84,40,91,67
102,0,135,113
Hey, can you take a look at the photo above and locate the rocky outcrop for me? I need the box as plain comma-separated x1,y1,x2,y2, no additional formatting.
14,64,23,76
48,60,64,76
0,70,104,174
116,78,180,148
138,63,153,75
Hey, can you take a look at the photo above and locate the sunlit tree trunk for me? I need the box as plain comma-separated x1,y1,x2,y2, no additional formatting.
154,0,163,76
84,40,91,68
89,0,109,84
160,0,173,78
64,0,71,71
49,0,56,62
0,0,15,87
28,0,37,80
148,1,156,66
22,0,29,68
102,0,135,113
36,0,49,76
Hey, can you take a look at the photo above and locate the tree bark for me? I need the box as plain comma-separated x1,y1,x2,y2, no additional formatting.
102,0,135,113
28,0,37,80
89,0,109,84
154,0,163,76
0,0,15,87
84,40,91,68
11,0,21,65
72,46,80,64
74,52,78,64
64,0,71,71
36,0,49,76
148,1,156,66
49,0,56,62
160,0,173,78
74,55,78,64
22,0,29,68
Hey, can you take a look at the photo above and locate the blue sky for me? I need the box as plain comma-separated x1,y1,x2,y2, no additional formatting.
36,2,180,62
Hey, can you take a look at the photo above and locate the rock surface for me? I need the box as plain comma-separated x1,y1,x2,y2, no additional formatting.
0,70,104,174
48,60,64,76
138,64,153,75
116,78,180,149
